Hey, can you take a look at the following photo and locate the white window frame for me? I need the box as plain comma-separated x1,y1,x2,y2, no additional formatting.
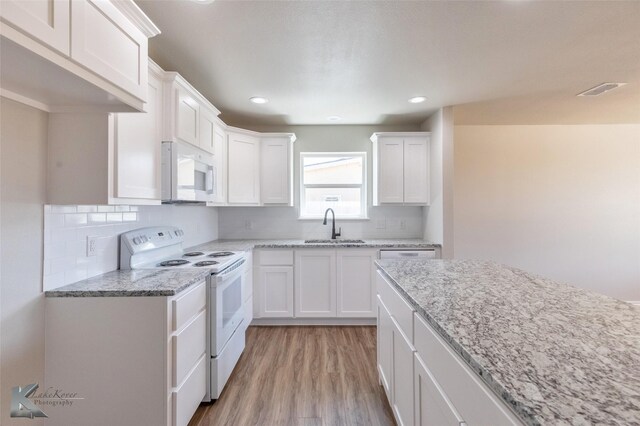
299,152,367,220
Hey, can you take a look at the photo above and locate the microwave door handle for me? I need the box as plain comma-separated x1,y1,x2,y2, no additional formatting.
206,166,214,194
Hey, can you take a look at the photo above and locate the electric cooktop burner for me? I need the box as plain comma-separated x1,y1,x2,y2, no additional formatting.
158,259,190,267
208,251,235,258
183,251,204,257
193,260,219,267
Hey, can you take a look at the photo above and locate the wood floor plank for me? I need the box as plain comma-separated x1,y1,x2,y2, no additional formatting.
189,326,395,426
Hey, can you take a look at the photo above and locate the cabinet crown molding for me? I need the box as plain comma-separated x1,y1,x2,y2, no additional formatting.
370,131,431,142
112,0,161,38
164,72,221,116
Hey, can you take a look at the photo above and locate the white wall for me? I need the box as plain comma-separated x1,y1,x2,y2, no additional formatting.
43,204,219,291
454,124,640,301
218,124,425,239
1,98,47,425
420,108,454,257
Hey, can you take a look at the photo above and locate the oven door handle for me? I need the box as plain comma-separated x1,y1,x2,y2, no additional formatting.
214,258,246,284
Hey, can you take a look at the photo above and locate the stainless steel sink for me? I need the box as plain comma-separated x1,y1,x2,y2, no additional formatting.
304,239,366,244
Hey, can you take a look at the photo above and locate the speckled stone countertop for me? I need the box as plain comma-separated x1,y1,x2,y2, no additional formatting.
375,259,640,426
45,269,210,297
189,238,440,252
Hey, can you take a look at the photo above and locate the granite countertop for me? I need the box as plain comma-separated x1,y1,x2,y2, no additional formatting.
45,269,210,297
375,259,640,426
189,238,440,251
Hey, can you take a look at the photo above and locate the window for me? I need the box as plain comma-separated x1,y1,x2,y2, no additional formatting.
300,152,367,219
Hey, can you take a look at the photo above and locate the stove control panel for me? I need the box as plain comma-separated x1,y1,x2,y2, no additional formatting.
121,226,185,252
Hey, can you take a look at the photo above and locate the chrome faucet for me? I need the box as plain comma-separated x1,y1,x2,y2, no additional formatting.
323,208,341,240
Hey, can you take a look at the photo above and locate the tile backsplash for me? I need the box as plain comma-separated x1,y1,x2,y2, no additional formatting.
43,204,218,291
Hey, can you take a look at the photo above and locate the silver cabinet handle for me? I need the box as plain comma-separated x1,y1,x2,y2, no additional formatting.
400,252,419,257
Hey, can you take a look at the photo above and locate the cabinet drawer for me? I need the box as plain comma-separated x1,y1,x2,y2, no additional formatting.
173,282,206,331
258,249,294,265
413,313,520,425
377,270,414,342
172,354,207,426
172,310,206,387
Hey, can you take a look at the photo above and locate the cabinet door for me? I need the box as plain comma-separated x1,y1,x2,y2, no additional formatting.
294,250,337,317
228,132,260,204
113,68,162,201
258,266,294,318
175,85,200,147
392,317,415,426
414,354,464,426
199,107,217,154
336,249,376,317
260,137,291,204
70,0,147,100
378,137,405,203
0,0,70,55
403,137,429,204
377,296,393,403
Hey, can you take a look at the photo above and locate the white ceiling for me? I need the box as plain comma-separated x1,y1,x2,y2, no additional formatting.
136,0,640,126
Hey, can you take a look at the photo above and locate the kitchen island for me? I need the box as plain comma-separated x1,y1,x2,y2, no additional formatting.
375,259,640,426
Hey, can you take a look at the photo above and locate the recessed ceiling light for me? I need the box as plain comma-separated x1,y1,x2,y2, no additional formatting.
577,83,626,97
408,96,427,103
192,0,215,3
327,116,342,122
250,97,268,104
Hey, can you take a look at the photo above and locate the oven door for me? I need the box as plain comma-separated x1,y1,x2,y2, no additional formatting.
170,141,216,202
211,259,246,356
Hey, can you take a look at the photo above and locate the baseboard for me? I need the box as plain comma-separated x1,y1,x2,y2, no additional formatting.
250,318,377,326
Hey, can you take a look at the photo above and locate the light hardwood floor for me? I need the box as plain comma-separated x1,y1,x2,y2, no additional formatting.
189,326,395,426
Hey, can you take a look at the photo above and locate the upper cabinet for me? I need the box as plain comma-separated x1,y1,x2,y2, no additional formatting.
0,0,70,55
227,129,261,205
47,61,165,205
163,73,221,149
371,132,431,206
260,134,296,205
0,0,160,112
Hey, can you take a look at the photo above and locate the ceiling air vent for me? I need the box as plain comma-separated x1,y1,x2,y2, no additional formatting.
577,82,626,97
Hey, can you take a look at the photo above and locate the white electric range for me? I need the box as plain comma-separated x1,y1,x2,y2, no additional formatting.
120,226,247,401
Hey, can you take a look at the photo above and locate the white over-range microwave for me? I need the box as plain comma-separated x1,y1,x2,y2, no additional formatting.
162,141,216,203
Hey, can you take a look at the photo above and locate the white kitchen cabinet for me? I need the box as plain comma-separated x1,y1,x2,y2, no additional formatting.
336,249,377,317
0,0,159,112
47,61,165,205
257,266,294,318
260,134,296,205
199,106,217,154
163,73,221,149
227,129,261,205
112,61,163,200
0,0,70,55
371,132,430,205
392,317,416,426
414,353,464,426
45,281,207,426
377,296,394,403
294,250,337,317
70,0,148,101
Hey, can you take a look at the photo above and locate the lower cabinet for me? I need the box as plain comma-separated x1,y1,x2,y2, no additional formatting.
45,282,207,426
337,249,377,317
295,250,337,317
257,266,294,317
376,270,523,426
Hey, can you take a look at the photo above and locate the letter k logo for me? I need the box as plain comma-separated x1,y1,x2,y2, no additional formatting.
11,384,47,418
